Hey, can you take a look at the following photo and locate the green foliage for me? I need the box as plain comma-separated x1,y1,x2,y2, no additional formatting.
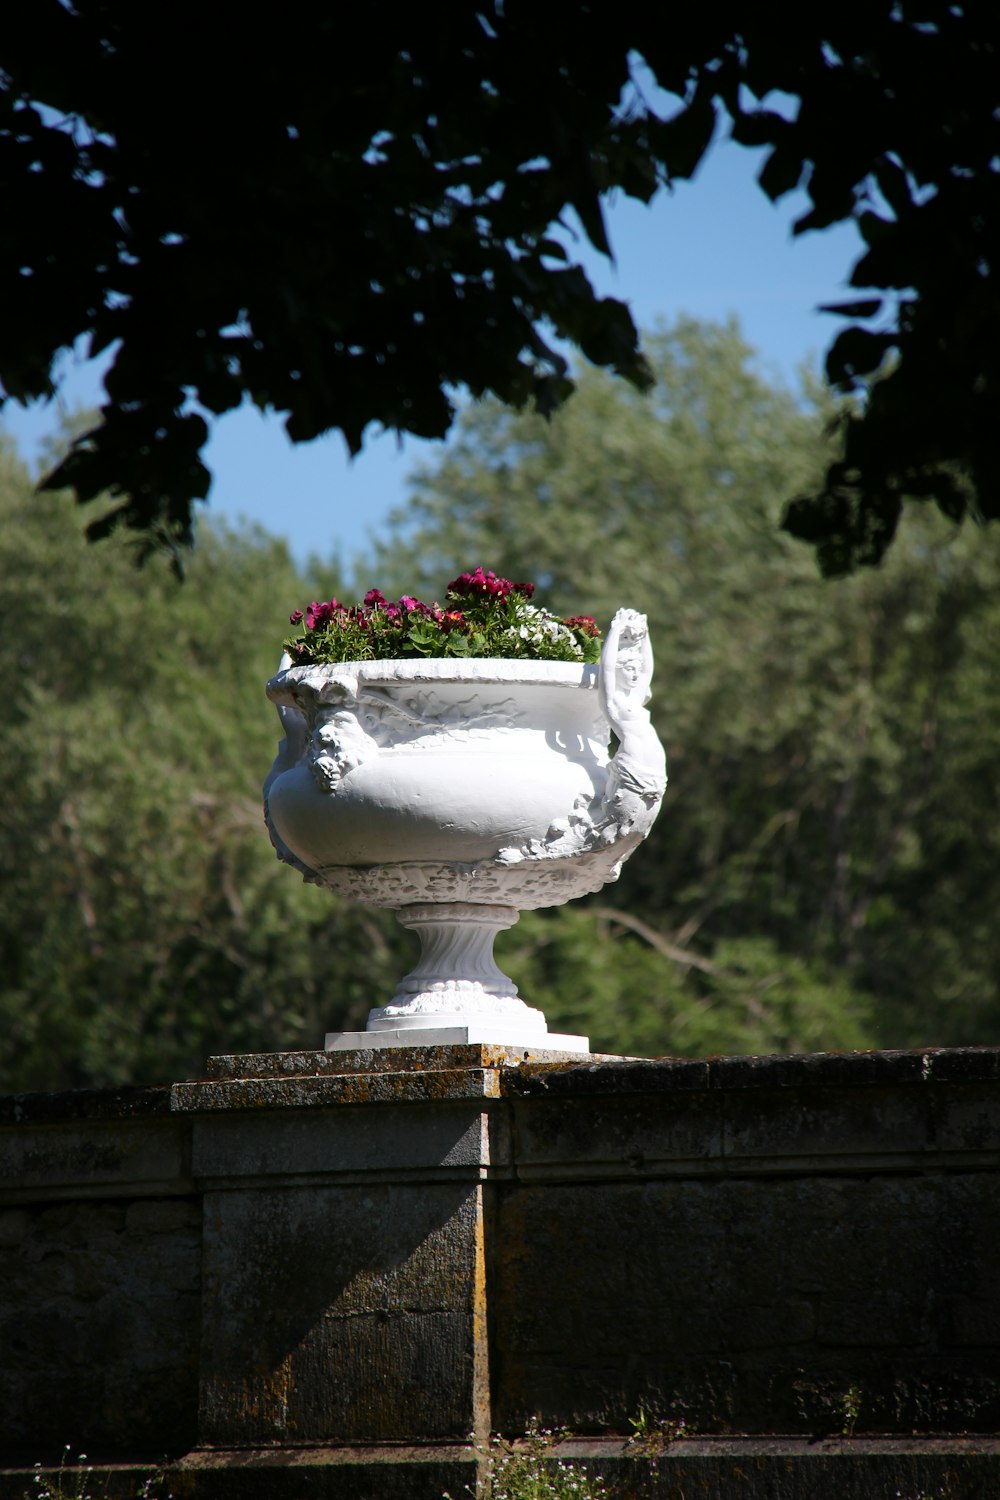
2,6,999,566
3,314,1000,1091
627,1406,689,1448
0,437,410,1091
716,7,1000,569
500,912,873,1062
838,1383,864,1438
0,5,657,550
372,319,1000,1054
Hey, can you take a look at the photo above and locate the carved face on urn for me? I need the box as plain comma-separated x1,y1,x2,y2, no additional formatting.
310,709,373,790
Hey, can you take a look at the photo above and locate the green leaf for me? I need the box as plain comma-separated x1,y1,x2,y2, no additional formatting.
758,145,803,202
653,91,717,182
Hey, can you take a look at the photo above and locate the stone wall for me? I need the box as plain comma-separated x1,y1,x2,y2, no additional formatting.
495,1050,1000,1441
1,1045,998,1497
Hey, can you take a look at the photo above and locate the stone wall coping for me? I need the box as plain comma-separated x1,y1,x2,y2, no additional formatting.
0,1083,173,1126
503,1045,1000,1097
205,1043,615,1079
171,1066,505,1113
1,1046,998,1127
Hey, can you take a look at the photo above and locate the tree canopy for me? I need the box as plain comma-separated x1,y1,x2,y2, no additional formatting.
1,2,998,571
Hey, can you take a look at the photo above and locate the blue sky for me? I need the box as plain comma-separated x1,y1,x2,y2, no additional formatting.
3,132,862,569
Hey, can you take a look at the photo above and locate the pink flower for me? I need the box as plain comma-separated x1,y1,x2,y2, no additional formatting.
363,588,387,609
305,599,340,630
289,608,304,625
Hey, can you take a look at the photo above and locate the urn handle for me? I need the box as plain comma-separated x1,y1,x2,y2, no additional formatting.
262,653,315,878
494,608,667,870
597,608,668,839
264,652,309,791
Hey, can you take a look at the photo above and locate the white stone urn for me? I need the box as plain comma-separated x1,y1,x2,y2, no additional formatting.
264,609,666,1051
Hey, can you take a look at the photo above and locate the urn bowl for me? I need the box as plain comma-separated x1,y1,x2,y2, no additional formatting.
264,657,612,905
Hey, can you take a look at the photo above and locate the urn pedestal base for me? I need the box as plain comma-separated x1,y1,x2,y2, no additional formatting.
329,901,590,1053
325,1022,590,1053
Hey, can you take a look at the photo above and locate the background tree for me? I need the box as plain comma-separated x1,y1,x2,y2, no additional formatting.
0,440,407,1091
3,318,998,1092
368,319,1000,1052
1,2,998,570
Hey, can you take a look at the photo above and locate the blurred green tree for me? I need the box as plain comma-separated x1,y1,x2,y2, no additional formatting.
368,319,1000,1053
0,439,406,1090
3,317,998,1089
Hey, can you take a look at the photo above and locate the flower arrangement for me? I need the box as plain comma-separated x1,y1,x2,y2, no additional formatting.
283,567,602,665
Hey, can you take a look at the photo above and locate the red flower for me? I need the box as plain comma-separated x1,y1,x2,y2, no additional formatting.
363,588,387,608
447,566,525,600
564,615,600,638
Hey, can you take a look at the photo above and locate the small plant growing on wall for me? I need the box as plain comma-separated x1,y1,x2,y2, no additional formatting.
839,1382,864,1438
444,1421,612,1500
24,1448,171,1500
626,1405,690,1451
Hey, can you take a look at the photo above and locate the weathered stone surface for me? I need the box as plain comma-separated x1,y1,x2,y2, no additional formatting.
526,1436,1000,1500
198,1182,487,1445
4,1437,999,1500
189,1098,497,1183
0,1084,172,1125
0,1116,189,1202
0,1196,200,1452
0,1450,482,1500
505,1086,723,1179
505,1055,1000,1176
502,1056,712,1097
173,1064,504,1114
491,1170,1000,1435
1,1043,999,1496
206,1043,617,1079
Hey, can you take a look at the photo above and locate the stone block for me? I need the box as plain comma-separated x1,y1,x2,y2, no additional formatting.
0,1116,188,1202
189,1097,494,1184
504,1074,721,1179
491,1165,1000,1435
0,1196,200,1451
197,1180,487,1445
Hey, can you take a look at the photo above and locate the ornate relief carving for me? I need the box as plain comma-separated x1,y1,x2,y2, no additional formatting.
263,627,666,1027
